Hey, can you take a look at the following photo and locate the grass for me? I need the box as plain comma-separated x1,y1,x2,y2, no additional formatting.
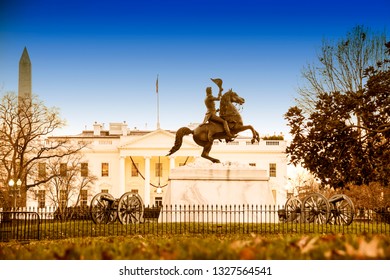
1,233,390,260
3,219,390,241
2,217,390,260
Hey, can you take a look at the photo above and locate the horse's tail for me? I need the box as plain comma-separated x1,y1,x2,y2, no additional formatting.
167,127,193,156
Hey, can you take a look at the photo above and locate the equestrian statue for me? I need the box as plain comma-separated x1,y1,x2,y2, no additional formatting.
167,78,260,163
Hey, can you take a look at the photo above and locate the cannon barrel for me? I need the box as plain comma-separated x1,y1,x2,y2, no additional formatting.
100,195,116,203
328,194,345,204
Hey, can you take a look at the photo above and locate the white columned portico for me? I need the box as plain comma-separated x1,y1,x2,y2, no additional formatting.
144,156,151,206
119,156,126,196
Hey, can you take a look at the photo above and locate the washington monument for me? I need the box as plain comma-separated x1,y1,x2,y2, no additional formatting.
18,47,32,108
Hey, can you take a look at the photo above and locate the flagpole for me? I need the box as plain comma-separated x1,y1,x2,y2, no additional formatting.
156,74,160,129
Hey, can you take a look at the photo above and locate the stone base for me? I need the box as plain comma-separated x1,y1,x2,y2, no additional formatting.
161,161,277,223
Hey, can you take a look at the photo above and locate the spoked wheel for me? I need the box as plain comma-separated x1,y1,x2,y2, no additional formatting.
328,194,355,225
301,193,331,224
285,197,302,222
117,192,145,224
90,193,117,224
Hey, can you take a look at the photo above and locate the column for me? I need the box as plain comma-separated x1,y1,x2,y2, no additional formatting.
144,156,151,206
169,156,175,170
119,156,126,197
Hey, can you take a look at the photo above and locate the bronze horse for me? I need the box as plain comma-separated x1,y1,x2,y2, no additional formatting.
167,89,260,163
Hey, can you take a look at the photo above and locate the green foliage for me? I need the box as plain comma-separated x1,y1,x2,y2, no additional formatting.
1,234,390,260
262,135,284,140
332,183,390,210
286,42,390,188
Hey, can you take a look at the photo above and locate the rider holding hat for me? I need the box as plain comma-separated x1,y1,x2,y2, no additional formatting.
202,79,234,140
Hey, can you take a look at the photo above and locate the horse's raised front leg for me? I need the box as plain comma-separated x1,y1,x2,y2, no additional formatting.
236,125,260,143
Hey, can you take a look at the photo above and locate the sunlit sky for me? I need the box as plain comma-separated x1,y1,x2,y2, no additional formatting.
1,0,389,138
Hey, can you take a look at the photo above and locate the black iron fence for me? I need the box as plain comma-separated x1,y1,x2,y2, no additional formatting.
0,212,41,241
1,205,389,242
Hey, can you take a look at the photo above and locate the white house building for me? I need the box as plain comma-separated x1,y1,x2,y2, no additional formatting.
33,121,288,208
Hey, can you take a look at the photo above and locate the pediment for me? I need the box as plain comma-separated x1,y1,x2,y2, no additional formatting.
119,129,199,151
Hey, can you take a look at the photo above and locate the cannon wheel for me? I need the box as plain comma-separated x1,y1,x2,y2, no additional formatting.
285,197,302,222
328,194,355,225
301,193,330,224
90,193,117,224
117,192,145,224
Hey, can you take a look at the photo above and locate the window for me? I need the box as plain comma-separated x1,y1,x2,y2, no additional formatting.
131,162,139,177
80,190,88,207
249,163,256,167
266,141,280,146
101,189,109,193
155,163,163,177
101,163,109,177
38,163,46,178
60,163,67,177
78,140,92,145
131,189,138,194
155,197,162,207
81,163,88,177
59,190,67,209
269,163,277,177
38,190,45,209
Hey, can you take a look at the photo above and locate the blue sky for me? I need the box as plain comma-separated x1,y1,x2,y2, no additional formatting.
0,0,389,138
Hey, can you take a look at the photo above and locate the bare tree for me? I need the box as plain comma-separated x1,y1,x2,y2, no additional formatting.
297,25,388,117
43,153,97,219
0,92,87,208
288,168,320,199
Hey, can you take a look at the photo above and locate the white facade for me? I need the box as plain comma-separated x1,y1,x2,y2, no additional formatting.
30,122,288,208
51,123,287,208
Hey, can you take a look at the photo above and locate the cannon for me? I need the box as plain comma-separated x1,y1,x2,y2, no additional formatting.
280,192,355,225
90,192,144,224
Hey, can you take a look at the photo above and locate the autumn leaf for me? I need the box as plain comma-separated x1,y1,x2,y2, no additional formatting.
297,236,319,254
239,247,256,260
345,237,385,259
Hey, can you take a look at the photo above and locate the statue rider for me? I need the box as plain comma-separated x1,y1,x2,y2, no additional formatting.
202,79,234,139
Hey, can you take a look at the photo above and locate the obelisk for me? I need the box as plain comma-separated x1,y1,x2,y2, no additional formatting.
18,47,32,108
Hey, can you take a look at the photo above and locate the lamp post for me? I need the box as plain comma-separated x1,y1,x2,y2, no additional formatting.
156,186,163,194
8,179,21,209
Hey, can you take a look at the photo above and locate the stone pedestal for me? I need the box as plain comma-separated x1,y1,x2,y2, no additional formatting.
161,161,277,223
